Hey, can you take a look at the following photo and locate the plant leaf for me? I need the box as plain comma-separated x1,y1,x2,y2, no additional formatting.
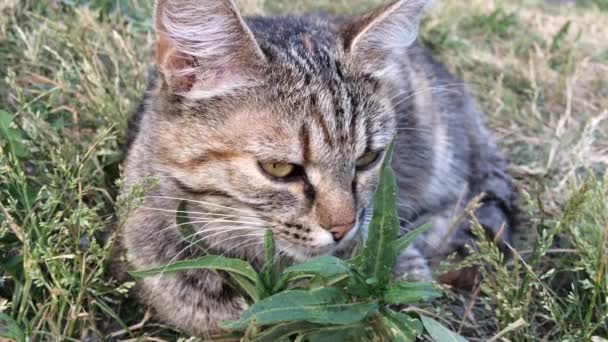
421,316,468,342
229,273,262,302
281,256,351,280
129,255,259,285
395,222,433,253
261,229,276,293
252,321,319,342
0,313,25,342
93,300,131,337
359,140,400,291
300,324,374,342
379,308,423,342
221,287,377,331
0,110,27,159
276,255,369,295
383,282,442,305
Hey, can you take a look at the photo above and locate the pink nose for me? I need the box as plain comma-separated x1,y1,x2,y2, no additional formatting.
327,221,356,242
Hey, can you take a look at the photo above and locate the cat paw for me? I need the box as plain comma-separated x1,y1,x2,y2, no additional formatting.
437,202,513,288
450,201,513,255
393,247,433,282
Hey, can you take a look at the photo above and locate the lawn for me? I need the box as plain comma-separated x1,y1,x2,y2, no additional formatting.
0,0,607,341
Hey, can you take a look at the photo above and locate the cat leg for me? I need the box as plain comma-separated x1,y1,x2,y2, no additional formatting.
434,199,514,287
435,119,518,287
393,245,433,282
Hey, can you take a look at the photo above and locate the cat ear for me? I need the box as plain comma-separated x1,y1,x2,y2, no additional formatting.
154,0,266,98
342,0,429,74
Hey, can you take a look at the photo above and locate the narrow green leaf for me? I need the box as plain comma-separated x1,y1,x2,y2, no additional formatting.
0,313,26,342
252,321,319,342
129,255,259,284
261,229,276,291
550,20,571,53
0,110,27,159
244,317,260,340
221,287,377,331
93,300,131,337
279,256,351,282
395,222,433,253
421,316,468,342
275,256,369,295
229,273,262,302
359,140,400,290
383,282,442,305
379,308,423,342
300,324,374,342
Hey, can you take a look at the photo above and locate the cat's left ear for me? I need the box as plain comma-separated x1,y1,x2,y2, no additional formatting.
342,0,430,75
154,0,267,98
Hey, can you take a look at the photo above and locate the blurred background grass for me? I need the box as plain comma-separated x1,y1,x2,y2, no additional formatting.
0,0,607,340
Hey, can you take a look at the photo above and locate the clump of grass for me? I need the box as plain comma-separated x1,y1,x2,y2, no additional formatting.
0,1,149,340
452,174,608,340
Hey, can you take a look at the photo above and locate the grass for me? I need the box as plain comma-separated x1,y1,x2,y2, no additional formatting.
0,0,607,340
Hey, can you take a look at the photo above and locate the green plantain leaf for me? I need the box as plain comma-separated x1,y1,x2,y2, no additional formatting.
300,324,374,342
421,316,469,342
395,222,433,253
383,281,442,305
281,256,351,280
229,273,262,302
221,287,378,331
129,255,259,285
275,255,370,295
0,313,25,342
379,308,423,342
358,140,400,291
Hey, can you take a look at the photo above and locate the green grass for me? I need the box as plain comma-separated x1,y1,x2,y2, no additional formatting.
1,0,607,340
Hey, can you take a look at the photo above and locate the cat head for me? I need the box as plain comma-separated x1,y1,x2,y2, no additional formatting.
142,0,428,260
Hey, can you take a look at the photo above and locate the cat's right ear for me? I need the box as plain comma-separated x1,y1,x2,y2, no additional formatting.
154,0,266,98
341,0,429,76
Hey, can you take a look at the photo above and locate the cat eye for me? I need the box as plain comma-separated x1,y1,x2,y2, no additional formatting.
259,162,298,179
355,150,381,170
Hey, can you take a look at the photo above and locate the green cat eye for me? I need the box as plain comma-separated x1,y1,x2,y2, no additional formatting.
260,162,297,179
356,151,380,169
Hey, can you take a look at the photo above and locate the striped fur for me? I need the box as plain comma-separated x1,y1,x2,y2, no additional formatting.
121,0,517,336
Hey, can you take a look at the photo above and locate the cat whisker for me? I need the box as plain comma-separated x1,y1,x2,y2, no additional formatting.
160,229,264,274
140,206,256,219
153,215,260,237
397,201,422,217
146,195,254,214
205,232,266,252
379,83,472,117
268,241,295,266
211,237,265,262
184,225,261,244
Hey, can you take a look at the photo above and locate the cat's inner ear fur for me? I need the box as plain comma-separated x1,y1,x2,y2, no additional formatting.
342,0,429,75
154,0,266,98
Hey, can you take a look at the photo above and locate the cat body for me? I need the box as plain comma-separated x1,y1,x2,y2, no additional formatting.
121,0,517,336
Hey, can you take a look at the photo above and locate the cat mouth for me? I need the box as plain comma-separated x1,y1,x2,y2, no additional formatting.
276,210,367,261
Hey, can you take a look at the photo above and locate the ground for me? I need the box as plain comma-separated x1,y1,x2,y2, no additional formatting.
0,0,607,341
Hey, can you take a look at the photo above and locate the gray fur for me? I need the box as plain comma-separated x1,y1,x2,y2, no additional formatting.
121,0,517,336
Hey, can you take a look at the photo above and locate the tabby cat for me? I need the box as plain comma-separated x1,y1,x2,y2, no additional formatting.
122,0,517,336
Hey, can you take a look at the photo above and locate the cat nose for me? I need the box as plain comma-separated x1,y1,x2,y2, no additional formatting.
327,220,356,242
